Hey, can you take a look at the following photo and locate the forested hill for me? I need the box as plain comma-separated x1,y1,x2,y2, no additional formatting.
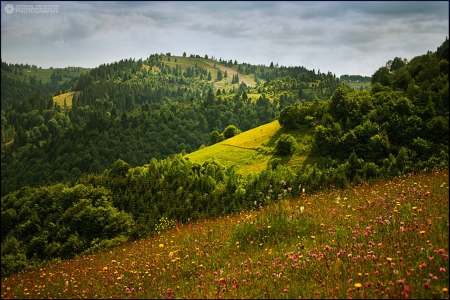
1,39,448,277
0,60,90,110
1,53,340,195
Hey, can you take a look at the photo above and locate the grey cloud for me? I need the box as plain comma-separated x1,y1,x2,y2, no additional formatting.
53,37,70,50
1,1,448,76
348,1,448,18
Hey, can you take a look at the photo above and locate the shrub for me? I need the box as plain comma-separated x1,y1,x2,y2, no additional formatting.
275,134,296,155
222,125,241,139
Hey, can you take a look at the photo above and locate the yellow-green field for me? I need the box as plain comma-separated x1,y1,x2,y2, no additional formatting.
159,56,256,91
162,56,219,78
187,121,281,174
186,121,313,175
222,121,282,149
52,91,80,108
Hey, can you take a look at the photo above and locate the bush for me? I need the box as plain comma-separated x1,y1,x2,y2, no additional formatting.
209,130,224,145
275,134,296,155
223,125,241,139
1,253,28,277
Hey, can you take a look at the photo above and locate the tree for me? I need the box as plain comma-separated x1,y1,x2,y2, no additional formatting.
278,105,300,129
109,159,131,178
390,57,406,72
222,125,241,139
183,52,186,57
209,130,224,145
217,70,222,81
275,134,296,155
371,66,390,86
205,88,215,106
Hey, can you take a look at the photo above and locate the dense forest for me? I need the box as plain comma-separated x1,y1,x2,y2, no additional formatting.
1,54,339,195
1,38,448,276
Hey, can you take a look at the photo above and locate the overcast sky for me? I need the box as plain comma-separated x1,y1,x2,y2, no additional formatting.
1,1,448,77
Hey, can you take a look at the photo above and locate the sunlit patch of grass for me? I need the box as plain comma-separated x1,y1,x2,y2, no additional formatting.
52,91,80,108
187,121,282,174
187,144,257,170
187,120,314,176
2,169,448,299
223,121,281,149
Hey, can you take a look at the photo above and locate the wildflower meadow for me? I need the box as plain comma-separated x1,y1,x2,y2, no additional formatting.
1,169,448,299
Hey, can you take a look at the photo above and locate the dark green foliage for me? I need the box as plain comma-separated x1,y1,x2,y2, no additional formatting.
222,125,241,139
275,134,296,155
371,66,391,86
278,105,301,129
1,184,134,275
109,159,131,178
209,130,224,145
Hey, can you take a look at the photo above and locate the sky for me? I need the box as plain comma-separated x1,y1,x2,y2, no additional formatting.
1,1,448,77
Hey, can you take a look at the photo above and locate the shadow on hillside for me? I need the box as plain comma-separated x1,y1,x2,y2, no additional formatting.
299,153,317,172
264,126,286,148
268,152,294,170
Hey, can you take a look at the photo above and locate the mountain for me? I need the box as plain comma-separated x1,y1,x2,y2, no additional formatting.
1,54,341,196
1,38,448,276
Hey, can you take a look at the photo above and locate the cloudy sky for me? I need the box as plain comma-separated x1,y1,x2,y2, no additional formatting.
1,1,448,77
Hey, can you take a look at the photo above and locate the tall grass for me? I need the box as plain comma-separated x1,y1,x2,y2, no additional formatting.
1,169,448,299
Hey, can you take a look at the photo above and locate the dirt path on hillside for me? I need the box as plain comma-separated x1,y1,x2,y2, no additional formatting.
220,143,257,151
197,59,255,88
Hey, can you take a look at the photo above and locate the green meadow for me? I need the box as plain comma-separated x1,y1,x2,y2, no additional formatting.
187,120,315,175
344,81,372,91
16,67,91,84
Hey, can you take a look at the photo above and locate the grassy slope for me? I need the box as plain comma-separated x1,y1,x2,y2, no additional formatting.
161,56,257,91
2,169,448,299
186,120,316,175
15,67,91,84
52,91,81,108
187,121,280,174
344,81,372,91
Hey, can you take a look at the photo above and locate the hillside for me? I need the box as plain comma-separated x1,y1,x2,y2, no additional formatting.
1,169,448,299
199,58,256,88
1,38,448,279
1,53,339,195
186,120,315,175
186,121,282,174
0,62,90,109
52,91,81,108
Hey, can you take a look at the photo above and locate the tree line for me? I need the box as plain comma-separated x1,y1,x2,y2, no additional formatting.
2,53,339,196
1,38,447,276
